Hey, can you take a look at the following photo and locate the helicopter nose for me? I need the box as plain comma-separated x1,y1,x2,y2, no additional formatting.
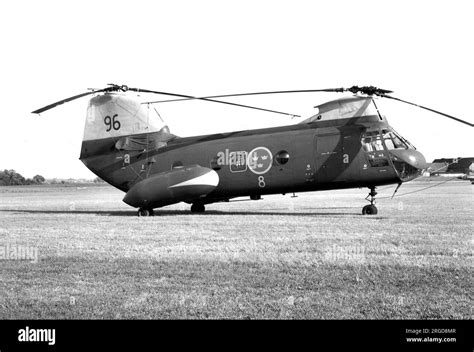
389,149,427,181
390,149,427,169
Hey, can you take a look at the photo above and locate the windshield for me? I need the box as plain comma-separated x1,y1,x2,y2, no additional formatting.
381,129,415,150
362,129,415,152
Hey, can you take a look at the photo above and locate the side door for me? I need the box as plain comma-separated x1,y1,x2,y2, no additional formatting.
341,129,363,182
315,132,343,183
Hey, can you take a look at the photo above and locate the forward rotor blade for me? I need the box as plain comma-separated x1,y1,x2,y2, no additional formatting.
346,85,393,96
143,88,346,104
31,90,104,114
380,94,474,127
131,88,300,117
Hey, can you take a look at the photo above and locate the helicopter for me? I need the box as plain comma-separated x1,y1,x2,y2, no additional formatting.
32,84,473,216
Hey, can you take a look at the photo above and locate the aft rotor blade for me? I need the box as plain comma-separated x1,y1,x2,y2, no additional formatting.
143,88,346,104
131,88,300,117
32,86,188,115
31,90,104,114
380,94,474,127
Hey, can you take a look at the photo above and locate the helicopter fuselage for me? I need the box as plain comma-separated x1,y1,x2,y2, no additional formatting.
80,109,425,210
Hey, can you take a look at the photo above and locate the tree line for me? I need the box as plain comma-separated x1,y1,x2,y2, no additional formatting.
0,169,45,186
0,169,105,185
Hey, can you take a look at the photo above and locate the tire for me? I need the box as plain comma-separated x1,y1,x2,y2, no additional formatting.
191,203,205,213
138,208,150,217
362,205,378,215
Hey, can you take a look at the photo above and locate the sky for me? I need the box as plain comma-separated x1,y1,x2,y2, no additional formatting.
1,0,473,179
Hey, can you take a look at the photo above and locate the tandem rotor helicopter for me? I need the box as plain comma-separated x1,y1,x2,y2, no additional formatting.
32,84,473,216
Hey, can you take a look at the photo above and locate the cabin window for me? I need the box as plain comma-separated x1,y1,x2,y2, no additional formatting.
275,151,290,165
210,157,221,170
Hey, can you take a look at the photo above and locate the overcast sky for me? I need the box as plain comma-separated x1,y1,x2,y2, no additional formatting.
1,0,472,179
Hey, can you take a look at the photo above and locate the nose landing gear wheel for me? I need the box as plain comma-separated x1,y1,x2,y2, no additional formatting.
362,204,378,215
362,186,378,215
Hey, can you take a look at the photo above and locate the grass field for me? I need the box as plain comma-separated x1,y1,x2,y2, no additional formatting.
0,179,472,319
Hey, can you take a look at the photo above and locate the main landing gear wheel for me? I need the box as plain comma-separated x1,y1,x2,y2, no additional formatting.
362,186,378,215
138,208,154,217
190,203,205,213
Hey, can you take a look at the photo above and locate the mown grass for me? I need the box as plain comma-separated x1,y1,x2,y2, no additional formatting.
0,180,472,319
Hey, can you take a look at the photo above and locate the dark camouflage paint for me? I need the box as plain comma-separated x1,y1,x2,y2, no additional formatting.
80,112,423,208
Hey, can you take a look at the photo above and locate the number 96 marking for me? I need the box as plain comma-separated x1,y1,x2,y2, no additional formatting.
104,114,121,132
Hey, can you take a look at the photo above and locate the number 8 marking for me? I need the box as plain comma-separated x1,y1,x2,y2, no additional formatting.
258,176,266,188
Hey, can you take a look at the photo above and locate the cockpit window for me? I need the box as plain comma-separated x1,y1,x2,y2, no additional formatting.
361,131,384,152
381,129,415,150
362,129,415,152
